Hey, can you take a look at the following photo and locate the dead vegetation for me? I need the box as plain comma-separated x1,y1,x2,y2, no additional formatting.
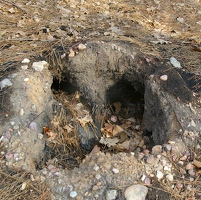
0,0,201,199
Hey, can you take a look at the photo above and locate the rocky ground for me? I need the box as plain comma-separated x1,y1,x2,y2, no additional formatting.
0,0,201,200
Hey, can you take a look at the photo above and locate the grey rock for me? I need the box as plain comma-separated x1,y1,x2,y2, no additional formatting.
106,189,118,200
124,184,148,200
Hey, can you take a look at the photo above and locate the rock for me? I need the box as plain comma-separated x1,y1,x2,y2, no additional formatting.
32,61,48,71
21,58,30,63
112,168,119,174
166,174,174,181
170,57,182,69
160,75,168,81
152,145,162,154
186,163,194,170
146,155,155,164
0,78,12,90
106,189,118,200
70,191,77,198
124,184,148,200
93,164,99,171
156,170,164,179
177,17,184,23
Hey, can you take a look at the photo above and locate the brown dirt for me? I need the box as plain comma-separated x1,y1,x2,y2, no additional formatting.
0,0,201,199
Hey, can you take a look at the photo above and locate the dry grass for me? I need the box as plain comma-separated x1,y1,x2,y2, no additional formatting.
0,169,51,200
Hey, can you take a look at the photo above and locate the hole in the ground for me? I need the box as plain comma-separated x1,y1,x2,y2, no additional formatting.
40,73,154,170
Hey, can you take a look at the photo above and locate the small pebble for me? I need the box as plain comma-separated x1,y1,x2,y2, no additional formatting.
106,189,118,200
156,171,164,179
32,61,48,71
186,163,194,170
112,168,119,174
160,75,168,81
177,17,184,23
24,78,29,82
20,182,27,190
144,177,151,185
38,133,43,140
170,57,182,69
152,145,162,154
124,184,148,200
93,164,99,171
70,191,77,198
78,43,86,50
95,174,101,180
146,155,155,164
21,65,28,70
21,58,30,63
0,78,12,90
166,174,174,182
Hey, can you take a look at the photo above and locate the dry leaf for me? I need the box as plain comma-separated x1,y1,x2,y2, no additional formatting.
99,137,119,147
193,159,201,168
78,114,93,127
63,124,74,133
104,123,113,134
112,125,124,136
113,140,130,151
113,102,121,114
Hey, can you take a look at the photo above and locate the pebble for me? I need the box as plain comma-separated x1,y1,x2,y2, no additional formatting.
70,191,77,198
156,170,164,179
152,145,162,154
170,57,182,69
24,78,29,82
112,168,119,174
146,155,155,164
32,61,48,71
0,78,12,90
124,184,148,200
21,58,30,63
177,17,184,23
144,177,151,185
21,65,28,70
188,169,195,176
160,75,168,81
19,108,24,116
38,133,43,140
20,182,27,190
93,164,99,171
186,163,194,170
95,174,101,180
106,189,118,200
78,43,86,50
29,122,37,131
166,174,174,181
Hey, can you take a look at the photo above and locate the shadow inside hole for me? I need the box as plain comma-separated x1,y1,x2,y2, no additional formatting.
51,77,78,94
106,79,145,122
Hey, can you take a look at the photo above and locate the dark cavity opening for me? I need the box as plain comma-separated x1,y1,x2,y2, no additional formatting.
106,79,144,122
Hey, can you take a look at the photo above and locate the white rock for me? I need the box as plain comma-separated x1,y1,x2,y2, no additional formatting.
156,170,164,179
24,78,29,82
93,164,99,171
70,191,77,198
177,17,184,23
112,168,119,174
166,174,174,181
21,65,28,70
160,75,168,81
106,189,118,200
124,184,148,200
21,58,30,63
20,182,27,190
78,43,86,50
32,61,48,71
0,78,12,90
170,57,182,69
95,174,101,180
